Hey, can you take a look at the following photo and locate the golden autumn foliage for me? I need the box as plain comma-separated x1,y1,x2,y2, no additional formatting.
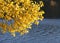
0,0,44,36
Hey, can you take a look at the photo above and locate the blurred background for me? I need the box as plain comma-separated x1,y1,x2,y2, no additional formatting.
34,0,60,19
43,0,60,19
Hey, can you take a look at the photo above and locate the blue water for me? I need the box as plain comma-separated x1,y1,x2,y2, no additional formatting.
0,19,60,43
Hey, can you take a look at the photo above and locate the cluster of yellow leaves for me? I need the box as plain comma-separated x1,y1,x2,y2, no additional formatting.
0,0,44,36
